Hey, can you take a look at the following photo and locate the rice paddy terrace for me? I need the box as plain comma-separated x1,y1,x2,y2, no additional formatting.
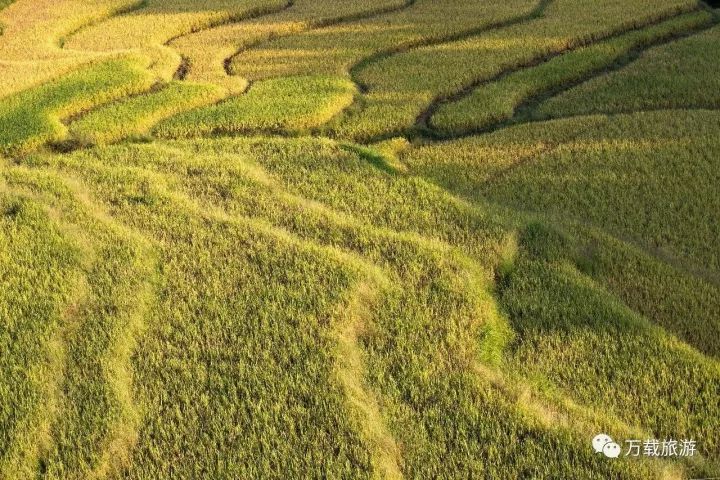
1,0,719,478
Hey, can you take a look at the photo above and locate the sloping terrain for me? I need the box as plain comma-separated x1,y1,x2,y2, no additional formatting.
1,1,719,478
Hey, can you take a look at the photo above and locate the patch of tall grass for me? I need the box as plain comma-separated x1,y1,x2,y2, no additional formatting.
154,76,355,138
0,58,153,155
538,24,720,117
333,0,698,141
69,81,223,145
430,11,714,136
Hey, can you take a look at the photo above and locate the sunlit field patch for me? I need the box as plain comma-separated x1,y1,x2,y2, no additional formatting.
331,0,699,141
0,58,153,154
1,0,719,477
154,76,356,137
69,81,224,145
537,23,720,117
429,11,714,136
170,0,407,93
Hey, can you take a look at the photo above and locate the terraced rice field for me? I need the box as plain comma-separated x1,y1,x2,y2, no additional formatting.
1,0,719,478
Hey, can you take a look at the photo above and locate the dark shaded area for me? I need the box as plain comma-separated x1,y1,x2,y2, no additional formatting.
174,56,190,80
48,139,84,154
705,0,720,7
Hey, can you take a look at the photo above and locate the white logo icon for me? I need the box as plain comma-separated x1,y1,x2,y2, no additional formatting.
592,434,613,453
593,434,620,458
602,442,621,458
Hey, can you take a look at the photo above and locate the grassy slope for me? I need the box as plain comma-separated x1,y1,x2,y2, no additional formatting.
1,0,720,478
228,0,538,79
0,191,82,479
154,76,356,137
68,81,224,145
478,112,720,273
64,0,287,81
64,1,411,146
1,134,714,477
332,0,698,141
429,10,714,136
0,167,155,479
0,59,153,155
406,111,720,340
170,0,407,93
538,23,720,117
0,0,139,99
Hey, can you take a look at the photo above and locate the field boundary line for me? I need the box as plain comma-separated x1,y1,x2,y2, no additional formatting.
165,1,296,80
484,193,720,291
498,106,720,135
332,279,404,480
349,0,553,94
414,3,709,141
58,0,149,50
224,0,418,78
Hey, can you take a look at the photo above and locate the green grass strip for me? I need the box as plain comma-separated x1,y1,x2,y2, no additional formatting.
69,81,224,145
0,59,153,155
154,76,356,138
430,10,714,136
537,23,720,118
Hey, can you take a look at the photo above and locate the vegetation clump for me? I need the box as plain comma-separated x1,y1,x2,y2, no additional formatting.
1,0,719,477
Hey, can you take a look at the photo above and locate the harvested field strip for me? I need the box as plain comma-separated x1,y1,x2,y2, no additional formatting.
332,0,699,142
69,81,224,145
153,76,356,138
537,23,720,118
428,10,715,137
0,59,154,155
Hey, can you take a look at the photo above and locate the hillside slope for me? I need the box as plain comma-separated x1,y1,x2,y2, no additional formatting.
1,0,719,478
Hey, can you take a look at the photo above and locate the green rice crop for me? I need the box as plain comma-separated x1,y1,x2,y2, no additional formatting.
170,0,407,93
430,10,714,136
480,111,720,272
3,128,719,476
537,23,720,118
69,81,223,145
154,76,356,137
0,0,142,98
2,1,719,477
0,58,153,155
0,190,84,478
406,109,720,271
64,0,287,80
332,0,698,141
229,0,539,80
